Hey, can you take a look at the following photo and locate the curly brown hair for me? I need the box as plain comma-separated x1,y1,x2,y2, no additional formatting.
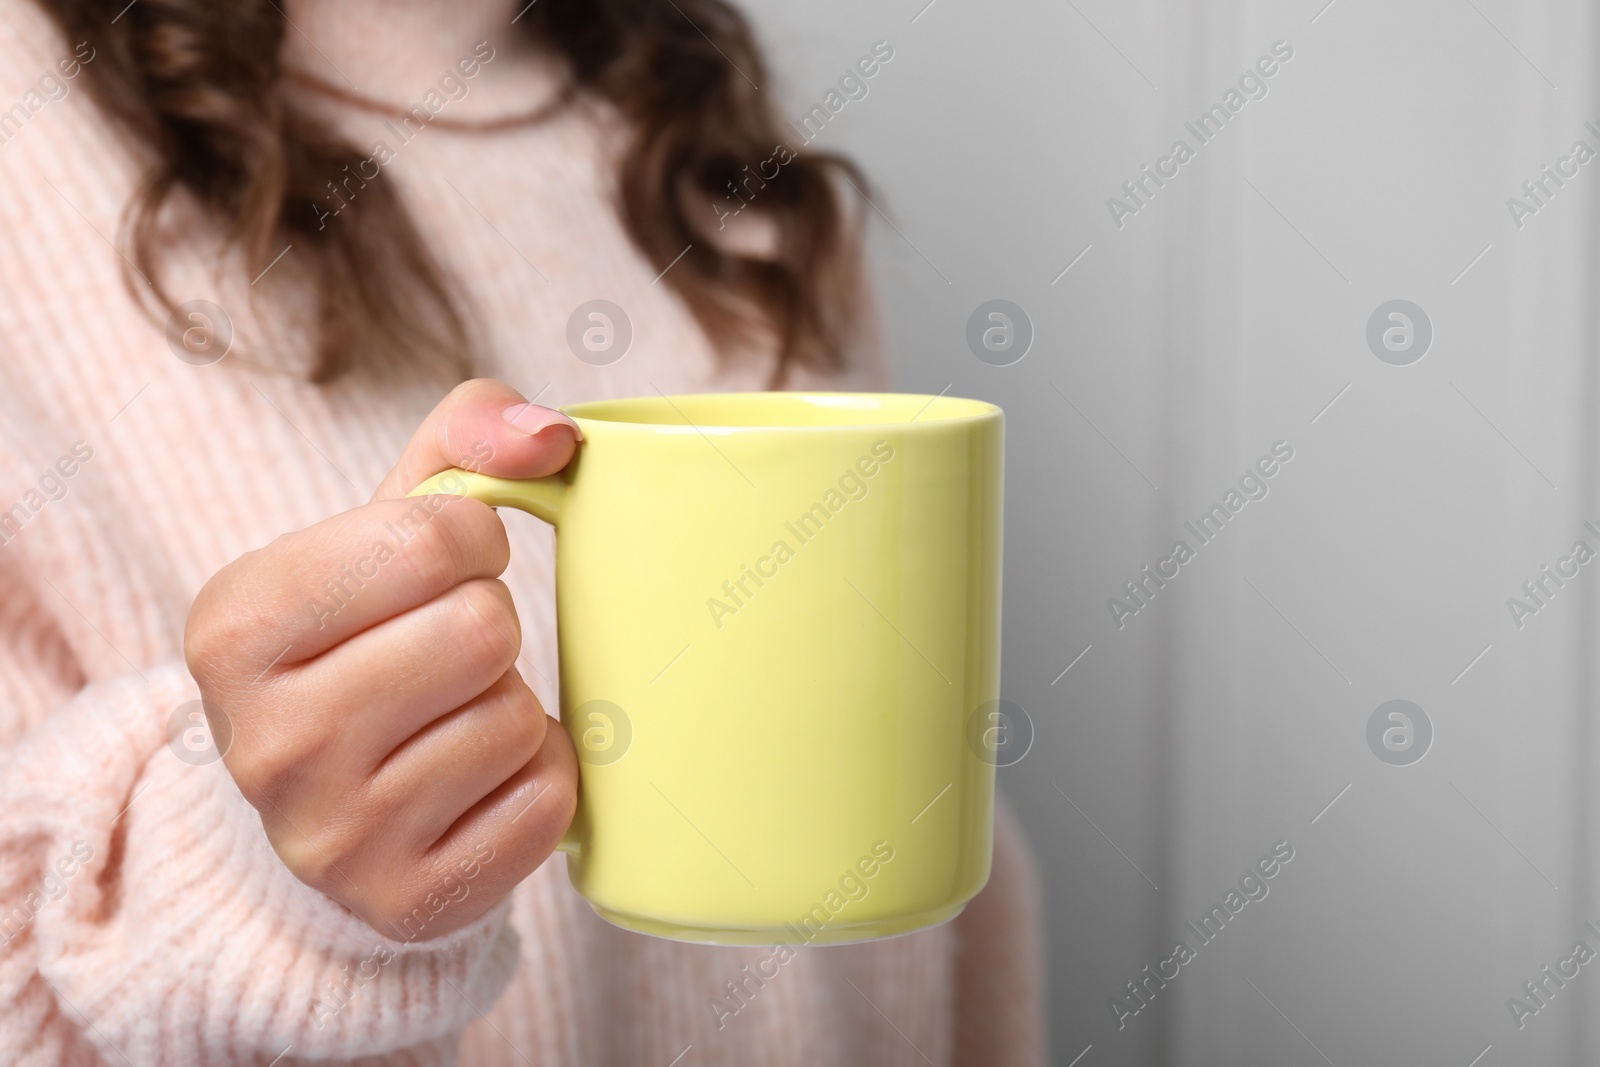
31,0,868,385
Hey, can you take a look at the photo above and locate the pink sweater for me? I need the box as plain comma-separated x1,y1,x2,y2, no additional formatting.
0,1,1044,1064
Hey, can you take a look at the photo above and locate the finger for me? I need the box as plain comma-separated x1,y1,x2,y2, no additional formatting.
371,378,582,502
244,655,541,894
393,722,578,941
188,495,512,673
284,578,523,762
366,669,551,846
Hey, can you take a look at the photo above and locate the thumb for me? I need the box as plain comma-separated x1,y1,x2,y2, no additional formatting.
370,378,582,502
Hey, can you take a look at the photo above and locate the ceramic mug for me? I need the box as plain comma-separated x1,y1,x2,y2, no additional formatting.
411,391,1004,944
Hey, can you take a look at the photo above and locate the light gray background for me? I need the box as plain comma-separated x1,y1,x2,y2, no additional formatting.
739,0,1600,1063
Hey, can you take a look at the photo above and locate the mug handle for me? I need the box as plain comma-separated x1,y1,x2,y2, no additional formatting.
409,468,566,525
408,468,581,854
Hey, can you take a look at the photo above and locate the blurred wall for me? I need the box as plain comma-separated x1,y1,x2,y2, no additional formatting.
737,0,1600,1063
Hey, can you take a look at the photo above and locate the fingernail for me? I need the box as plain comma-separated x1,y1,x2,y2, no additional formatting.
503,403,583,441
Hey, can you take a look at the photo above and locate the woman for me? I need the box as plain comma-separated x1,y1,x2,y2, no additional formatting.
0,0,1043,1063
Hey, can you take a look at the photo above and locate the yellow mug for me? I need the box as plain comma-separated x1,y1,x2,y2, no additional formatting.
412,391,1004,944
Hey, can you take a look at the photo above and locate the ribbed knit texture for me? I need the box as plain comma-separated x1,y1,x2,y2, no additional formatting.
0,1,1045,1063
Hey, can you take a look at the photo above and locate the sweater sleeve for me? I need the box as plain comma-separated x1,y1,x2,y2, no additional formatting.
0,572,522,1067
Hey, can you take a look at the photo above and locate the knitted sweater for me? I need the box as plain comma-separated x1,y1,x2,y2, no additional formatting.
0,1,1045,1064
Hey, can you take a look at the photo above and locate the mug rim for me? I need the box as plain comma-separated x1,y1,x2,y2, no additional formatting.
560,391,1002,432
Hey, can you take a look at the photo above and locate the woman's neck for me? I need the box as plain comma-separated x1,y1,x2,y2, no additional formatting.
282,0,561,119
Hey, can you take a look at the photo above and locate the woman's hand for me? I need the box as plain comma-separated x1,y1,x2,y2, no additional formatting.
184,379,581,940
